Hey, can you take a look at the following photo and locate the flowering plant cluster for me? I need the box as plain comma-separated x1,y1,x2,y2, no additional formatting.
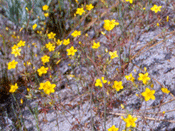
2,0,172,130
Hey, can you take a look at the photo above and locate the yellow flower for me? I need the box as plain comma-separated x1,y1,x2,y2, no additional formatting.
101,77,107,83
95,79,102,87
150,5,162,13
39,81,56,95
113,81,123,92
11,47,21,57
27,61,31,65
39,82,46,89
47,32,56,39
8,60,18,70
32,43,36,45
12,34,16,39
86,4,94,11
101,31,106,35
76,7,85,15
69,75,75,78
167,16,169,22
33,24,37,30
125,73,135,82
63,38,70,45
109,51,118,59
105,48,108,53
108,125,118,131
121,104,125,109
27,88,30,92
92,41,100,49
26,7,28,11
95,77,107,87
45,42,55,52
138,72,150,84
151,84,154,88
20,98,23,104
39,82,46,90
17,40,25,47
12,44,19,50
44,13,49,17
56,59,61,64
157,23,159,27
75,0,79,4
57,39,62,45
141,88,155,101
42,5,49,11
9,83,18,93
37,66,48,76
104,19,119,31
161,87,170,94
66,46,77,56
125,0,133,4
41,55,50,64
71,30,81,37
123,114,137,127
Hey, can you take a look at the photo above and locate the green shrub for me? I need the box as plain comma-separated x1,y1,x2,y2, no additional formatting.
3,0,51,28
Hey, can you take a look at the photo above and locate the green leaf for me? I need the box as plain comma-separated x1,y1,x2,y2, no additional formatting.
47,0,52,6
29,19,38,25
